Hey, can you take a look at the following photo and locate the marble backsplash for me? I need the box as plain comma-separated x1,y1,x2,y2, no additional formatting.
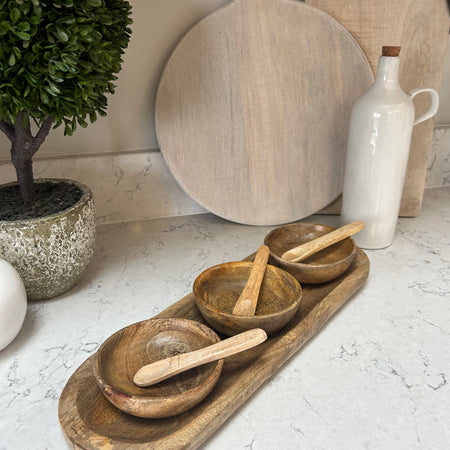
0,151,207,224
0,127,448,225
427,126,450,188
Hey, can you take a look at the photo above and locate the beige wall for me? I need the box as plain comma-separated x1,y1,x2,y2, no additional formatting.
0,0,231,159
0,0,449,160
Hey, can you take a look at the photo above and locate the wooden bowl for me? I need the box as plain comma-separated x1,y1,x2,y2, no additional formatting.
93,318,224,419
193,262,302,337
264,223,356,284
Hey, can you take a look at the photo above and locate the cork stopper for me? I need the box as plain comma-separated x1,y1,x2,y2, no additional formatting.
382,46,401,57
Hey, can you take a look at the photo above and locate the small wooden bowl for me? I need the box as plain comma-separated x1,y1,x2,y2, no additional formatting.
93,318,224,419
193,262,302,336
264,223,356,284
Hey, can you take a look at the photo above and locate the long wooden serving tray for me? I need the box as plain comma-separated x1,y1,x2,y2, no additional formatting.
59,249,369,449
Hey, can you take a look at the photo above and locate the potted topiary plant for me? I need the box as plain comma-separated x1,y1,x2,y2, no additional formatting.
0,0,132,300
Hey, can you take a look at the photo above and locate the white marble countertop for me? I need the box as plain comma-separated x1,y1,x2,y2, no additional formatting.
1,186,449,450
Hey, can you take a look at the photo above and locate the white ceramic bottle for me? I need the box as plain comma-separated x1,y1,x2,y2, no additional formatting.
340,46,439,249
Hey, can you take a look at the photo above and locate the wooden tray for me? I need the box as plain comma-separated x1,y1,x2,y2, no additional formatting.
59,249,369,449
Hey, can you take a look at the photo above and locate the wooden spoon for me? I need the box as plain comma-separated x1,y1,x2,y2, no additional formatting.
281,221,365,263
232,245,270,316
134,328,267,387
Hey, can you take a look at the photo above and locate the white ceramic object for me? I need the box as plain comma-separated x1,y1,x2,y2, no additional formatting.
0,259,27,351
340,48,439,249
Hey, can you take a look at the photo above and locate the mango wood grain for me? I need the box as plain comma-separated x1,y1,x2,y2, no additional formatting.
58,248,369,449
232,245,269,316
265,223,356,284
134,328,267,388
307,0,450,217
94,318,224,418
281,221,364,263
194,260,302,336
155,0,373,225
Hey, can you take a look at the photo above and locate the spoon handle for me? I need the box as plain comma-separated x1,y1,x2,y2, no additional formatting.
134,328,267,387
281,221,365,263
232,245,270,316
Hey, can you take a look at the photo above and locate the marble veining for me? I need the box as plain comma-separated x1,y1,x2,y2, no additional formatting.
427,126,450,187
0,187,449,449
0,151,207,225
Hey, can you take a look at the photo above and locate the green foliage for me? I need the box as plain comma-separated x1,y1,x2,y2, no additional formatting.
0,0,132,134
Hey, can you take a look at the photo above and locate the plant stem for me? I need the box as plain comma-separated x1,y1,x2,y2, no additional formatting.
0,113,53,204
12,156,35,204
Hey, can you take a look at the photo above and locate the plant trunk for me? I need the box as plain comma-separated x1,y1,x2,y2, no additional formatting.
0,113,54,204
11,144,36,204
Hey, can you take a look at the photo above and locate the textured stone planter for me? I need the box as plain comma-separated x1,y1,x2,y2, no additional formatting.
0,179,96,301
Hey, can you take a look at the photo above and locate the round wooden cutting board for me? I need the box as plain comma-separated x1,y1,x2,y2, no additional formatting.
156,0,374,225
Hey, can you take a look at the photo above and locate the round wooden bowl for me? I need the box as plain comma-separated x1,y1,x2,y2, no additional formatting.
264,223,356,284
193,262,302,337
93,318,224,419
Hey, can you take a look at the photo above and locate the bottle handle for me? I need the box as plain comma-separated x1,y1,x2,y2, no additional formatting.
409,88,439,126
